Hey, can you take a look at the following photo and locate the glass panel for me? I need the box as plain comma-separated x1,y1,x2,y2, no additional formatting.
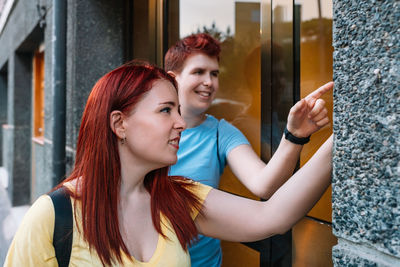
271,0,294,152
222,241,260,267
298,0,334,223
167,1,262,266
132,0,163,66
260,0,272,162
32,47,45,204
168,0,262,199
33,49,45,139
292,1,336,266
267,1,295,265
132,0,153,62
292,217,337,266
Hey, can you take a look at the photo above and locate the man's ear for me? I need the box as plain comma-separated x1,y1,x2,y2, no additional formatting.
167,70,177,78
110,110,125,139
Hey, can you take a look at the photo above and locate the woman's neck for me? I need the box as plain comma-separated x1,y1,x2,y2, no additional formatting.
119,167,147,197
118,151,152,197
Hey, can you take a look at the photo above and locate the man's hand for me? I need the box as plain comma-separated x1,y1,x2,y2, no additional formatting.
286,82,333,138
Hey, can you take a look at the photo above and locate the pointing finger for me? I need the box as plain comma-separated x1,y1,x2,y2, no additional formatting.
304,81,334,105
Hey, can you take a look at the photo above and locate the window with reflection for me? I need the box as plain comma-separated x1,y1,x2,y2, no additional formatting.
292,1,336,267
33,48,45,141
168,0,262,199
163,1,335,266
167,1,262,266
298,0,333,223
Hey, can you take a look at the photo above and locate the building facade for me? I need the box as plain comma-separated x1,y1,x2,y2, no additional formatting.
0,0,398,266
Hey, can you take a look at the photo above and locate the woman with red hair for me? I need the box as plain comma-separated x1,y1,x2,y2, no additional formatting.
4,61,333,267
165,33,333,266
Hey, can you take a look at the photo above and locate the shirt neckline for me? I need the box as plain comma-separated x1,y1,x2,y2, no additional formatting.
184,114,217,132
123,233,164,265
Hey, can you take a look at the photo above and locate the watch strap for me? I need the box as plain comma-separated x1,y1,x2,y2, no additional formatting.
284,127,310,145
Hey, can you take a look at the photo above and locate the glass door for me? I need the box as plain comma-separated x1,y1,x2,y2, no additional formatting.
166,1,264,266
129,0,335,265
167,0,263,196
292,1,336,266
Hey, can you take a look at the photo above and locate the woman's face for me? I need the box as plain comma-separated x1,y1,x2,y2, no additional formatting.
122,79,186,168
174,53,219,117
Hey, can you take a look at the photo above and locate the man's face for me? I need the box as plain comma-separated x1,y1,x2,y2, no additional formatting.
174,53,219,117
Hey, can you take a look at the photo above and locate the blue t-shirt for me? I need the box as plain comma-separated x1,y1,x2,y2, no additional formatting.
169,115,249,267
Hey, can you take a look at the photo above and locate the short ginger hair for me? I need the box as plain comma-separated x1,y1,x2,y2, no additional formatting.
164,33,221,73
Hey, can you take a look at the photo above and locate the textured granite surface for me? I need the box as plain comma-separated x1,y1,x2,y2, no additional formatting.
332,0,400,260
65,0,125,169
333,239,400,267
333,251,379,267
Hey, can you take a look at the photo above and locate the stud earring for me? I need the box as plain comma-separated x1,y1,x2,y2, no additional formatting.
121,137,126,145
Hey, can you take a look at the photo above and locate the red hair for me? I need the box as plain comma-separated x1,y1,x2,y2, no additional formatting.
164,33,221,73
57,61,202,266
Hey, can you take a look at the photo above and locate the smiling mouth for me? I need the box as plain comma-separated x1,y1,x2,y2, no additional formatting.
195,91,212,98
168,138,180,149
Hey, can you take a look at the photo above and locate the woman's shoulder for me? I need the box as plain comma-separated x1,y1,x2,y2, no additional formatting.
27,194,55,220
190,180,213,203
12,194,55,242
171,177,213,202
170,177,213,220
4,195,57,266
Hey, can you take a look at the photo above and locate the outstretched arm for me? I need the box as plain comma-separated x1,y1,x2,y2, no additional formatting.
227,82,333,199
196,135,333,242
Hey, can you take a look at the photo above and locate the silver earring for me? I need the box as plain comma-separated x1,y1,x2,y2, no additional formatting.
121,137,126,145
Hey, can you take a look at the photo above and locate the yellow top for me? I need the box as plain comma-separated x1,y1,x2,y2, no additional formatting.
4,181,212,267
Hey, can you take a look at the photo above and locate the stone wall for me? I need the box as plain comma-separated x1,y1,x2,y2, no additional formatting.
0,0,42,205
332,0,400,266
0,0,126,203
65,0,125,171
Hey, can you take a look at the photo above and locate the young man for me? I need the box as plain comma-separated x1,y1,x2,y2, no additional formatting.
165,33,333,267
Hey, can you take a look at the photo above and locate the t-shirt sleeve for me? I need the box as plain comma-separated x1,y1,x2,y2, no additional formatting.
218,119,250,163
4,195,58,267
185,181,213,220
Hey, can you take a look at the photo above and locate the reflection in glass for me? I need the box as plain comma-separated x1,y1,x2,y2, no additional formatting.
166,1,335,266
292,217,337,266
167,1,262,266
271,0,294,153
298,0,333,223
293,1,336,267
169,1,262,199
132,0,164,66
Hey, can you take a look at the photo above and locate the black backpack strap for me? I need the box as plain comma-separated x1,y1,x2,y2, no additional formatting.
49,186,73,267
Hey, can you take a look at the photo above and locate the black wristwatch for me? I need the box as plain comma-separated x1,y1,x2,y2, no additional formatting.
284,127,311,145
